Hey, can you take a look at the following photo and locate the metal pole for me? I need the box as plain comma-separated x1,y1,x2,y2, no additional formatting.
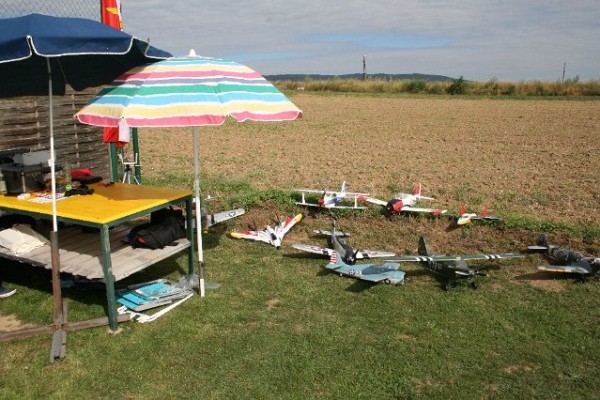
193,127,205,297
47,58,65,362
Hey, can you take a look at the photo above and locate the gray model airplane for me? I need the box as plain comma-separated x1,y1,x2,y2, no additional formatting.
528,233,600,282
291,221,395,264
325,251,406,285
388,236,524,290
193,196,245,231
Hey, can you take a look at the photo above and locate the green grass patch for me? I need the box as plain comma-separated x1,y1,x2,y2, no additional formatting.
2,177,600,398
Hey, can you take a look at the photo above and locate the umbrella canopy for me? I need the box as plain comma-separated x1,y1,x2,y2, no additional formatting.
76,53,302,296
0,13,171,355
0,13,171,97
76,55,302,127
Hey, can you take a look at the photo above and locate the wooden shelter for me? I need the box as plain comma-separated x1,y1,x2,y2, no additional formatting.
0,87,110,178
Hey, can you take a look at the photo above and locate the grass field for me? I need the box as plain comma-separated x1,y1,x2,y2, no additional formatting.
1,93,600,399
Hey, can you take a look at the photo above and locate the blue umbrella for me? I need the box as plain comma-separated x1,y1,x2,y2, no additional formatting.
0,13,171,359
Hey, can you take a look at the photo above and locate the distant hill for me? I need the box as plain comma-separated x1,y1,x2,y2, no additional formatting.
265,73,456,82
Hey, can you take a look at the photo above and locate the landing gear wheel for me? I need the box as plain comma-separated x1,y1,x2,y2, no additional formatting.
384,279,391,285
470,282,479,289
443,281,453,291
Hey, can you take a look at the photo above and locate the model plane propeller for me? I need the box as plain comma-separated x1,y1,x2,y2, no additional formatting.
325,251,406,285
230,213,303,249
295,181,369,210
364,182,447,216
387,236,524,290
292,220,395,264
528,233,600,282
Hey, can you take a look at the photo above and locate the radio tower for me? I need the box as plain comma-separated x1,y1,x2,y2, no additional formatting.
362,55,367,80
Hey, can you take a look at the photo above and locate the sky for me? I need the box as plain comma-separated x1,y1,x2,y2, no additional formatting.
120,0,599,82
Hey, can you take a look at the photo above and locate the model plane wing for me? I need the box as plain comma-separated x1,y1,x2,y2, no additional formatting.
363,197,388,207
355,274,388,283
205,208,245,229
538,265,589,274
356,250,396,259
459,253,524,261
401,206,447,214
276,213,303,237
292,243,332,256
387,255,461,263
230,230,271,245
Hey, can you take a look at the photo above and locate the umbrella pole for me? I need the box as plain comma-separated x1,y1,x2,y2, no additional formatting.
193,127,205,297
47,59,66,362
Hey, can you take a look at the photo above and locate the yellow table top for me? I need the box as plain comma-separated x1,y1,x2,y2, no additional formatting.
0,183,192,225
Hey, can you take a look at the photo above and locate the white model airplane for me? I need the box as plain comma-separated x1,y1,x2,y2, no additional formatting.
364,183,447,216
292,221,395,264
452,205,503,226
295,181,369,210
230,213,303,249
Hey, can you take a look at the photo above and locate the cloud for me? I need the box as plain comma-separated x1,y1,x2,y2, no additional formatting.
120,0,600,81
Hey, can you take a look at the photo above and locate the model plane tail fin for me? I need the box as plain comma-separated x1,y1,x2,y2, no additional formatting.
459,204,466,215
327,251,347,269
414,182,422,196
418,236,429,256
482,205,488,218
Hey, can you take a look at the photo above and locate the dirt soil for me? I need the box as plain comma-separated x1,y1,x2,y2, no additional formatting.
138,94,600,227
135,94,600,289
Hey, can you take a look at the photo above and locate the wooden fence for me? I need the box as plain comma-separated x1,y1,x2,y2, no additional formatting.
0,87,110,178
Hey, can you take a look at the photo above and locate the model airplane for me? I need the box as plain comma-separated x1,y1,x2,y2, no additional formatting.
528,233,600,282
230,213,303,249
364,182,447,216
450,205,503,226
388,236,524,290
201,208,245,231
325,251,406,285
192,196,245,231
295,181,368,210
291,221,395,264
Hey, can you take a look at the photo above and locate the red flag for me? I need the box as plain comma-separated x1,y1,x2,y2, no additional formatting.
101,0,123,30
101,0,127,147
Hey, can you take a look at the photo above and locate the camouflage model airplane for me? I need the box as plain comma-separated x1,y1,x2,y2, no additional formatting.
364,183,447,216
388,236,524,290
230,213,303,249
528,233,600,282
291,220,395,264
295,181,369,210
325,251,406,285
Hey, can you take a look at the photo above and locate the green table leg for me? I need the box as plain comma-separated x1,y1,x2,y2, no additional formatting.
100,224,118,331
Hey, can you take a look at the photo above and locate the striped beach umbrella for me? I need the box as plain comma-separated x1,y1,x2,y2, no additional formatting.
76,52,302,296
76,53,302,127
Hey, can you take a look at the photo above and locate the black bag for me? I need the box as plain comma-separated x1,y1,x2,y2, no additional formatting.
128,207,186,249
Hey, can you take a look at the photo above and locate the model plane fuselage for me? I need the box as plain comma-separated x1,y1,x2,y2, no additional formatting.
528,234,600,281
295,181,368,210
326,251,406,285
387,237,524,290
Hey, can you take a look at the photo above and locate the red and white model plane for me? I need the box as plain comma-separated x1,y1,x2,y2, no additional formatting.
295,181,369,210
364,183,447,216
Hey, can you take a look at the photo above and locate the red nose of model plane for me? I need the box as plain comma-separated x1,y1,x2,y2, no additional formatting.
393,201,404,213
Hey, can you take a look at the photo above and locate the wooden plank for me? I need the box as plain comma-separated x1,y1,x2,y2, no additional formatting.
0,225,190,281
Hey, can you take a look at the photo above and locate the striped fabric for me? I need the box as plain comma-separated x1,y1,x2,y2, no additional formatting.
76,56,302,127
